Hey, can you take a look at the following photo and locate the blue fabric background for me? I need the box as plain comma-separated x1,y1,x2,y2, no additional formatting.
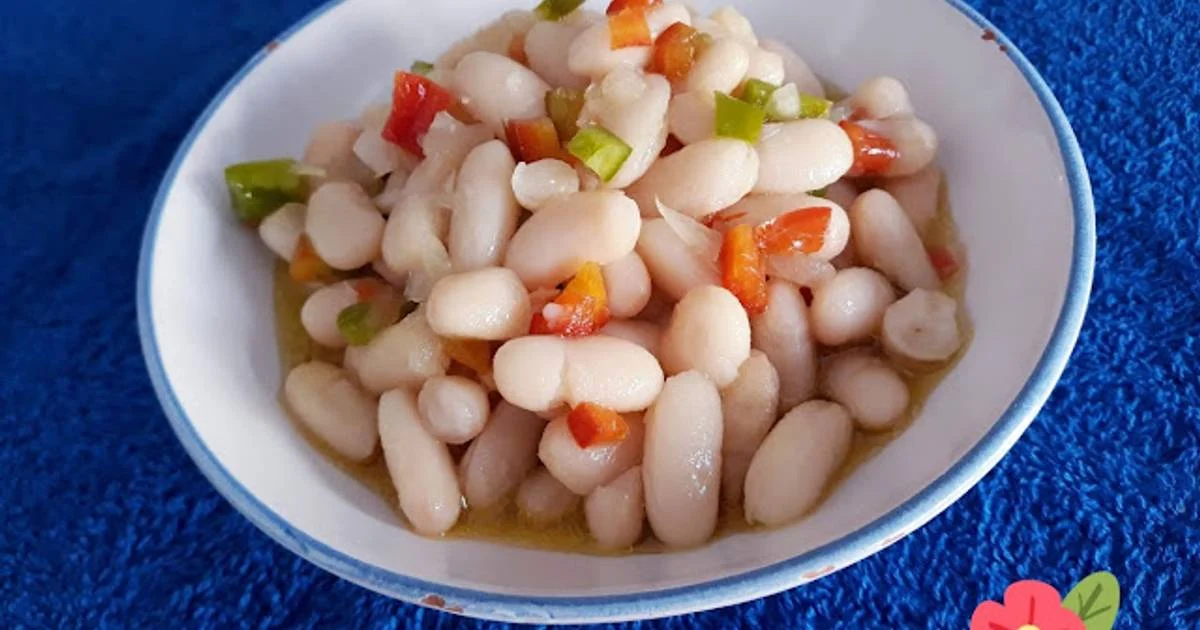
2,0,1198,627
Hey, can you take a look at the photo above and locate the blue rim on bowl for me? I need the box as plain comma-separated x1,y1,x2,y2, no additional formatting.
136,0,1096,623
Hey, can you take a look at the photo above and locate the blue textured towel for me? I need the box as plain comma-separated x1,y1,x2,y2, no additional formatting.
2,0,1198,627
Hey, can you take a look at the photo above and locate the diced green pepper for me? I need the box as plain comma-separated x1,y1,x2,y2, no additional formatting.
739,79,779,109
799,93,833,119
765,83,833,122
410,60,435,75
337,302,380,346
223,158,305,222
546,87,585,141
809,187,828,198
535,0,585,21
568,126,632,183
714,92,765,144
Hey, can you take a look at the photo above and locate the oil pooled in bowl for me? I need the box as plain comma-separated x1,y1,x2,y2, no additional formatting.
273,189,969,554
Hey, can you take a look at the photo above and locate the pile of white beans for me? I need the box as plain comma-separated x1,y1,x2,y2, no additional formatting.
256,3,966,550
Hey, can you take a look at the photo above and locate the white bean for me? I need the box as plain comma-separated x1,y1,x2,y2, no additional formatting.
882,165,942,238
305,182,385,270
718,194,850,262
512,159,580,211
379,388,462,536
381,194,451,278
425,267,532,340
758,39,824,98
459,401,545,509
744,46,785,85
580,68,671,188
661,286,751,388
810,267,896,346
407,113,494,198
539,413,644,495
566,4,688,80
517,467,580,525
822,351,910,432
743,400,852,527
881,288,962,365
524,16,593,89
493,335,664,413
453,51,550,136
626,139,759,218
642,371,723,548
850,189,940,291
668,92,714,145
302,120,376,191
348,310,448,394
417,375,490,444
859,117,938,177
504,190,642,289
719,351,780,505
686,38,750,96
636,219,720,301
300,280,360,348
751,280,818,410
450,140,520,272
284,362,378,461
710,6,757,44
602,252,652,319
585,466,644,550
437,10,538,71
754,120,853,195
848,76,914,121
598,320,662,359
258,202,305,262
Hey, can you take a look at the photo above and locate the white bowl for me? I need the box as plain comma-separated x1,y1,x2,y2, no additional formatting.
137,0,1094,623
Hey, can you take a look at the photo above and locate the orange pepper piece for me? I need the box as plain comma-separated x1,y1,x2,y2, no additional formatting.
567,403,630,448
839,120,900,177
530,262,611,337
505,117,565,163
649,22,710,84
606,0,661,15
754,207,832,256
609,8,652,49
443,338,494,377
719,224,769,315
289,235,334,283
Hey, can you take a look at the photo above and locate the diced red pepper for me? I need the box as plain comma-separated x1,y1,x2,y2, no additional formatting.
382,71,460,158
353,278,384,302
754,207,833,255
508,33,528,65
649,22,711,85
839,120,900,177
928,245,962,281
289,235,334,284
609,8,652,49
719,224,769,315
530,262,611,337
606,0,661,15
567,403,630,448
444,338,495,377
505,117,565,162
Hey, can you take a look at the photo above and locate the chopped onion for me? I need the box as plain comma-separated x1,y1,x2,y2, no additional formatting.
765,253,836,288
656,198,721,262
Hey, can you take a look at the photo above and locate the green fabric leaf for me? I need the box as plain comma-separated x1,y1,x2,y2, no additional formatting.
1063,571,1120,630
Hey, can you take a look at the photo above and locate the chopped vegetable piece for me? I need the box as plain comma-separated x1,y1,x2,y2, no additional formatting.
410,60,435,75
546,87,586,141
928,245,962,281
530,262,611,337
508,33,529,65
839,120,900,177
535,0,585,21
336,303,378,346
765,84,833,122
714,92,765,143
506,117,565,162
608,8,652,49
739,79,778,109
809,188,828,198
444,338,495,376
719,224,769,315
568,126,632,182
800,93,834,119
223,159,305,222
337,280,407,345
606,0,661,15
754,207,833,255
289,235,334,283
650,22,711,84
567,403,630,448
383,71,460,158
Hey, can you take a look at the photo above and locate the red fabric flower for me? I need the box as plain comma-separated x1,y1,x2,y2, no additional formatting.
970,580,1085,630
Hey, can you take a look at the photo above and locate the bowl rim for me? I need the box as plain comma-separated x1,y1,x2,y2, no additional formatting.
136,0,1096,623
